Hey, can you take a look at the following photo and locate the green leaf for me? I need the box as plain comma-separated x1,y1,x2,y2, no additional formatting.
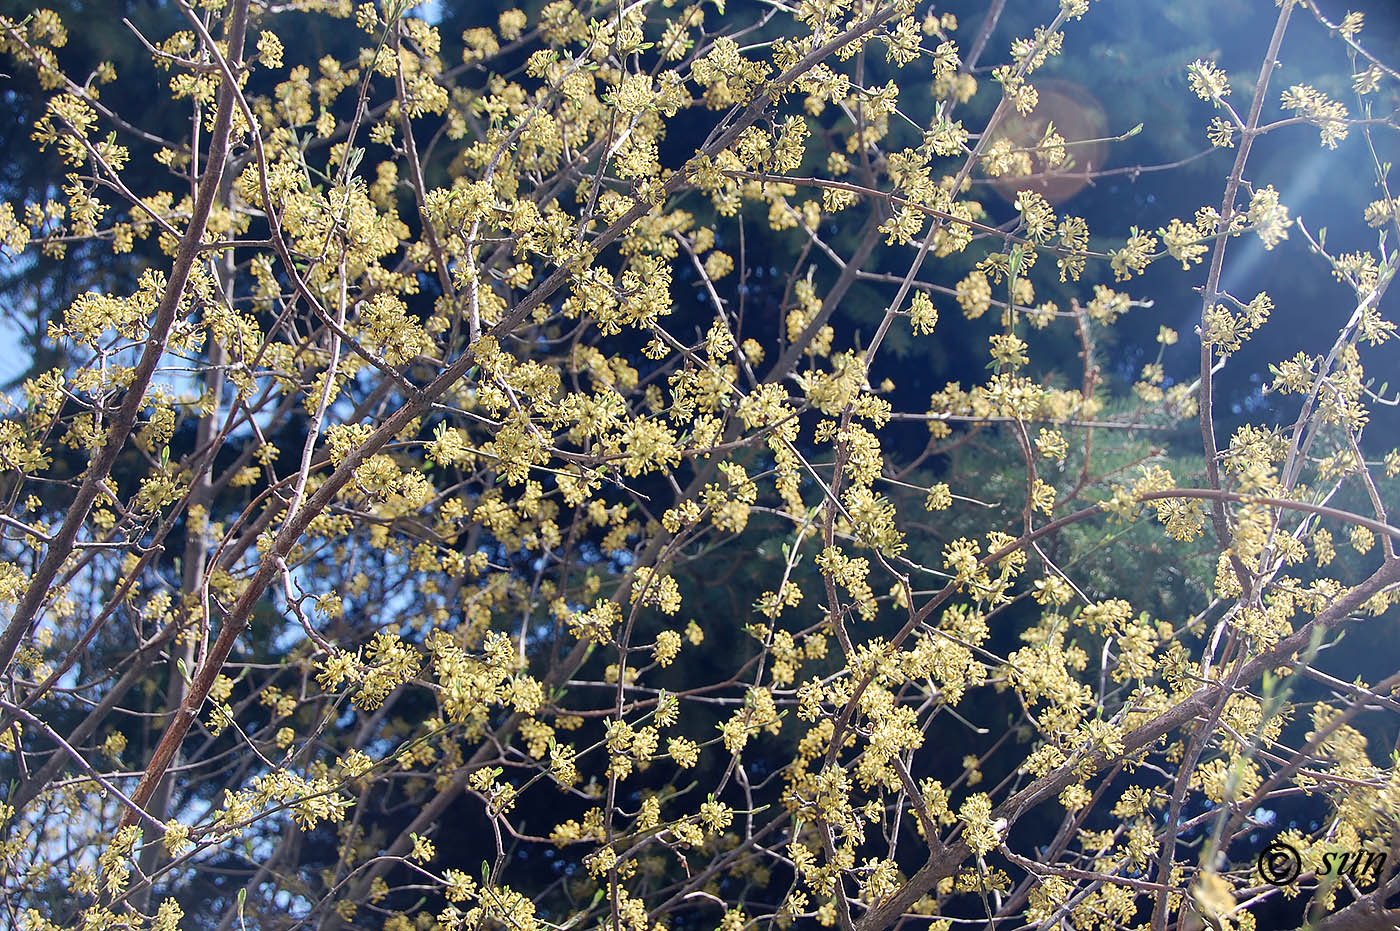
1008,244,1026,283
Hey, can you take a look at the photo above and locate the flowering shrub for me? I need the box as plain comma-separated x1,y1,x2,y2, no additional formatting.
0,1,1398,929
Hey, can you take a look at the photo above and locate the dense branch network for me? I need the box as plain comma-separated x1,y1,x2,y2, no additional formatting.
0,1,1398,930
